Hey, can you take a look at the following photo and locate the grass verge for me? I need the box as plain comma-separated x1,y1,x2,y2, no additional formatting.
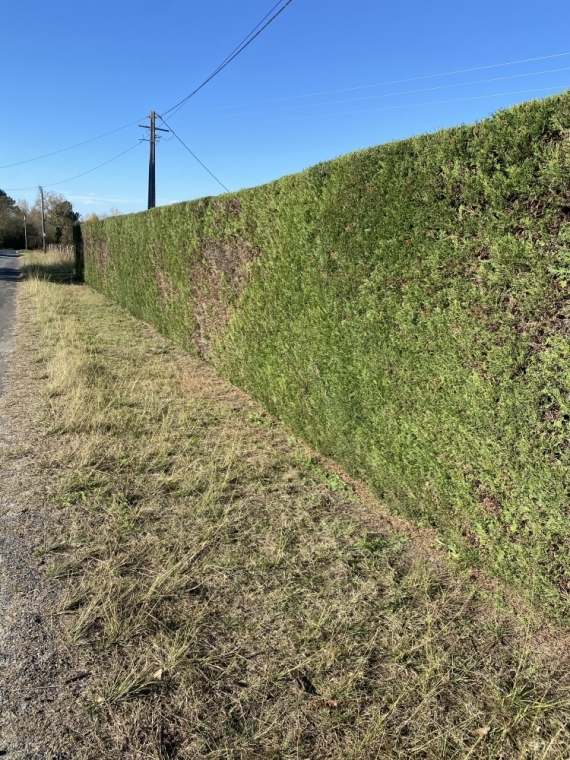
15,250,570,759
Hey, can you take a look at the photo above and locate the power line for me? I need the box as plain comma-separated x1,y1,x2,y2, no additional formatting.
177,51,570,116
0,117,145,170
3,142,144,192
39,141,144,187
175,65,570,124
202,84,570,129
161,0,294,119
158,115,229,192
207,0,286,76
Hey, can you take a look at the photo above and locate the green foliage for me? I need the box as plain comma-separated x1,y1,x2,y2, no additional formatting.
0,189,80,249
46,197,80,244
82,92,570,621
0,189,25,248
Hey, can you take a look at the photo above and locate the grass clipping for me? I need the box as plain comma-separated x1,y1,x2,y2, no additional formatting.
18,251,570,759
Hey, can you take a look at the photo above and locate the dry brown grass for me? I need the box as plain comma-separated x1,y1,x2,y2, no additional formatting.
14,249,570,758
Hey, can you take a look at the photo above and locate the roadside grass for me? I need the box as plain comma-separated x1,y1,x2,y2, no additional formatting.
19,248,77,284
17,249,570,758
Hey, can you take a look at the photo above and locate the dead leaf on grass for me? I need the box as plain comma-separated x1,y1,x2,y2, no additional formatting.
309,699,340,709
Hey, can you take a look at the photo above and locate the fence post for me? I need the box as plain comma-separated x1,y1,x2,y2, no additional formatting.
73,224,84,282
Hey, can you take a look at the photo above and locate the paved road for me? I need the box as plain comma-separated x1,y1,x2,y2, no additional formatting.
0,250,20,398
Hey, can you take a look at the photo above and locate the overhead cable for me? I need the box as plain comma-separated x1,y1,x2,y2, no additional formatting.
179,51,570,115
199,84,570,129
175,65,570,123
205,0,286,76
0,117,145,170
161,0,294,119
158,115,229,192
4,142,144,192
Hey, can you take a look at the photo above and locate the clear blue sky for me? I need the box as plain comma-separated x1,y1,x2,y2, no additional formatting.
2,0,569,216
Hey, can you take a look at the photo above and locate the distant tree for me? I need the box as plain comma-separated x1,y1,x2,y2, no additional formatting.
22,199,43,249
17,198,31,216
17,199,41,249
30,191,80,246
0,190,25,249
48,197,80,244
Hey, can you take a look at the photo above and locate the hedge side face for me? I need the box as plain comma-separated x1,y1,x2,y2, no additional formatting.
83,93,570,620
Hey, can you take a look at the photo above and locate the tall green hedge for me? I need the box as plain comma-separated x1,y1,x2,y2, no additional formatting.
83,92,570,620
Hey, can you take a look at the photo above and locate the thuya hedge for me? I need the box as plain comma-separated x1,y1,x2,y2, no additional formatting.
81,91,570,620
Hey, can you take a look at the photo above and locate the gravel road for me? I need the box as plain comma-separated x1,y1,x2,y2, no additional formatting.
0,255,90,758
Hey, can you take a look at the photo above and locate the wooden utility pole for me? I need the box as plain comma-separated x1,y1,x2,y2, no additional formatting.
148,110,156,209
23,215,27,250
39,186,47,253
140,112,168,210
